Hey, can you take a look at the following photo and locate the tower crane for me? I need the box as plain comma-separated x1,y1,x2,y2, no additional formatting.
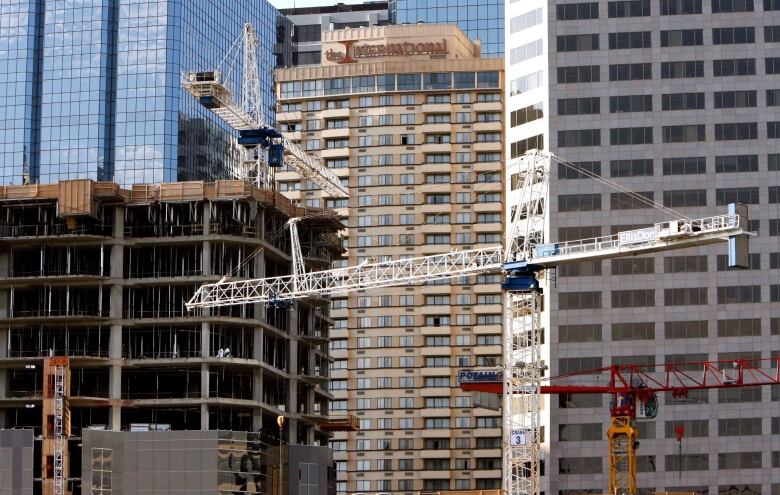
185,150,749,495
459,356,780,495
182,23,347,197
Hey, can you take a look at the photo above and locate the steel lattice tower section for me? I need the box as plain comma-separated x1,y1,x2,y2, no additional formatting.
503,151,550,495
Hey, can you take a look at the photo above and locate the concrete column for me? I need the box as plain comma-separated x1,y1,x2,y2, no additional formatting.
200,362,209,430
287,304,299,443
0,247,10,319
201,403,209,431
202,240,211,276
0,245,7,425
253,251,265,321
109,205,124,430
201,322,210,358
0,326,6,426
252,367,263,431
108,324,122,431
252,327,264,431
202,201,211,235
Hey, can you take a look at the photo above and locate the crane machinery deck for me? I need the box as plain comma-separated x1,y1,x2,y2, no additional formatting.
185,150,750,495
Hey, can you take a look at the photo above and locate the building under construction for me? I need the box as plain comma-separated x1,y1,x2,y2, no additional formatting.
0,179,343,494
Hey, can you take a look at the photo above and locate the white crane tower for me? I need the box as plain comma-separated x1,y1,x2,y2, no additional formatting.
182,23,347,198
187,150,749,495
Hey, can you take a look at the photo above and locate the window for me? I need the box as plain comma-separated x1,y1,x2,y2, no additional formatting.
425,94,450,104
661,0,703,13
718,418,761,437
557,34,600,52
770,122,780,139
610,159,653,177
559,324,602,343
511,7,543,32
714,154,759,174
665,320,708,339
662,61,704,79
426,418,450,429
663,93,705,110
558,129,601,147
92,448,112,495
609,31,652,49
666,454,709,471
713,27,755,44
663,125,706,142
425,397,450,409
715,90,757,109
477,213,500,224
558,194,602,212
559,457,602,474
768,0,780,9
718,452,762,469
510,39,543,65
663,157,706,175
717,285,761,303
661,29,703,46
556,2,599,19
612,258,655,275
715,187,759,204
714,58,756,76
510,70,544,96
558,97,600,116
717,319,761,337
559,291,601,310
712,0,754,11
611,191,654,209
510,134,545,159
663,189,707,207
609,63,652,80
609,0,651,16
512,102,545,125
612,289,655,308
557,65,600,83
664,287,708,305
612,322,655,340
610,95,652,113
425,114,450,124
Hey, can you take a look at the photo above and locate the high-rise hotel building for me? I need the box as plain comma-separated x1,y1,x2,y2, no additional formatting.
507,1,780,494
276,24,504,493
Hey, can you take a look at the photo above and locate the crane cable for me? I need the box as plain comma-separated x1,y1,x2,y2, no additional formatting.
548,154,692,221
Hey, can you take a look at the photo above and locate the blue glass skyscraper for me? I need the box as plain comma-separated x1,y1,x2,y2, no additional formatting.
0,0,289,186
389,0,504,56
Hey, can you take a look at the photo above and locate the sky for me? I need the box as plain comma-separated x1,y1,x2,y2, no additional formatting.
271,0,367,9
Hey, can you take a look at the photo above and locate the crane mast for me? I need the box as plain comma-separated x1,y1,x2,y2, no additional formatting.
184,150,748,495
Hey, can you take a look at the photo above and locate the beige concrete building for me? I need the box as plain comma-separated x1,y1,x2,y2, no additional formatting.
275,24,504,494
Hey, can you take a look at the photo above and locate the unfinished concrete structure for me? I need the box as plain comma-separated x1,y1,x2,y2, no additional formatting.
0,179,342,493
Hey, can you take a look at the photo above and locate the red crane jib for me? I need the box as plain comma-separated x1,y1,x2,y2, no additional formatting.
460,357,780,397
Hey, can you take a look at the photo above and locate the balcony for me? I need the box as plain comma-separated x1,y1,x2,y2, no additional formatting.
322,127,349,139
474,101,502,112
320,147,349,159
321,107,350,119
472,121,501,132
421,103,451,113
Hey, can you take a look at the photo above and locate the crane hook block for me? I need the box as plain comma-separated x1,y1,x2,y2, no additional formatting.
269,143,284,168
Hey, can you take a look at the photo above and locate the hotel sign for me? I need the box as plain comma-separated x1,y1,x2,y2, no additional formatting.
325,39,449,64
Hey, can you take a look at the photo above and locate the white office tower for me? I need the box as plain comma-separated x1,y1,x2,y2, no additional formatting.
506,1,780,494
